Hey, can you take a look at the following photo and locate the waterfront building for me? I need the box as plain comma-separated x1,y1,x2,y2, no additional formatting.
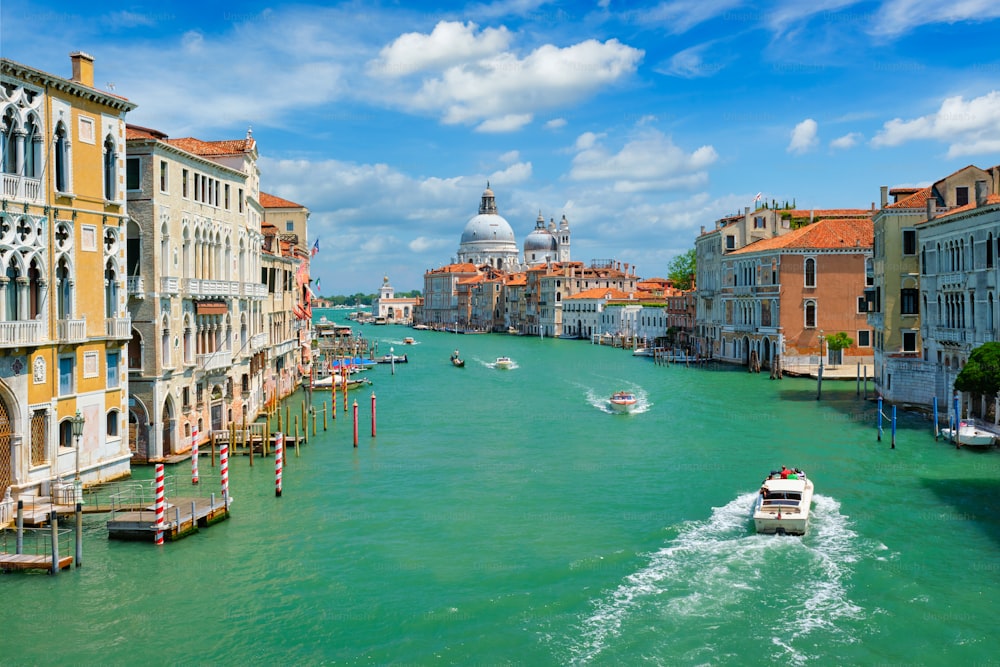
260,223,309,409
125,124,267,461
372,275,419,325
421,262,480,327
722,217,874,372
0,53,136,498
456,185,520,271
504,272,527,333
665,289,697,351
695,204,872,364
563,288,635,340
468,272,506,332
260,191,310,255
917,168,1000,411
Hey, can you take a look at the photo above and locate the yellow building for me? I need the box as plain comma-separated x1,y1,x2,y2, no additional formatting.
0,53,136,504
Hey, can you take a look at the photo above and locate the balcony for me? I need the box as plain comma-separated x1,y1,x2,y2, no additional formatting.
937,272,965,288
160,276,180,295
249,332,268,352
105,316,131,340
187,278,238,298
197,350,233,373
932,327,967,343
0,320,45,348
127,276,145,299
1,174,42,203
57,318,87,343
242,282,267,298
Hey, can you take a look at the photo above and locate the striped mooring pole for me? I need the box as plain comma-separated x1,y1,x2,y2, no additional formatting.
154,463,165,545
275,432,284,498
191,425,200,485
220,443,229,506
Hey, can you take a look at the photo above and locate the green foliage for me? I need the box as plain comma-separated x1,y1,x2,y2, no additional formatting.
955,342,1000,397
667,249,696,290
825,331,853,352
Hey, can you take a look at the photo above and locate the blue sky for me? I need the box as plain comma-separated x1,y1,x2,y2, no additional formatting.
3,1,1000,294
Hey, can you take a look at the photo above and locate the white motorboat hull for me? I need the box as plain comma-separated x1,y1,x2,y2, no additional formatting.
752,475,813,536
941,425,996,447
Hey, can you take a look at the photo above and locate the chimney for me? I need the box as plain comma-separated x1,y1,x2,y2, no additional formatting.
975,180,988,207
70,51,95,87
880,185,888,209
744,206,750,216
926,196,937,221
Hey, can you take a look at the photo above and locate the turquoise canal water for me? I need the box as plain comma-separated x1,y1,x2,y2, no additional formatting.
4,309,1000,665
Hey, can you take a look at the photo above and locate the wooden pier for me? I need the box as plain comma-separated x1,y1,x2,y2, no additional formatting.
107,497,230,542
0,552,73,572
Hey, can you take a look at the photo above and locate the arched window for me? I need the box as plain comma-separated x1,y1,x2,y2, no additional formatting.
24,114,41,178
104,259,118,318
804,299,817,328
107,409,120,438
103,135,117,200
988,233,994,269
5,260,21,321
804,257,816,288
54,122,69,192
56,257,72,319
1,109,16,174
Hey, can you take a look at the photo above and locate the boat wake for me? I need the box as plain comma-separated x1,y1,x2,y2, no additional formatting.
585,386,650,414
563,493,872,665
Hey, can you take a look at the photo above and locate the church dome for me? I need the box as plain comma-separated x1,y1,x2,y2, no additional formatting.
461,213,516,244
524,213,557,253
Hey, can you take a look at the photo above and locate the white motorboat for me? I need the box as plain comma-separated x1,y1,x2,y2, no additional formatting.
608,391,637,413
752,468,814,536
377,353,407,364
494,356,513,369
941,422,996,448
312,374,372,390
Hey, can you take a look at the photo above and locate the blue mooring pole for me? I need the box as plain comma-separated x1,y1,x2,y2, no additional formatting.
877,397,883,442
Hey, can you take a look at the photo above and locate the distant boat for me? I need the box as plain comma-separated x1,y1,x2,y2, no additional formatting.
312,374,372,390
450,350,465,367
608,391,637,413
494,356,513,370
403,337,415,345
413,324,429,330
377,353,407,364
941,421,996,448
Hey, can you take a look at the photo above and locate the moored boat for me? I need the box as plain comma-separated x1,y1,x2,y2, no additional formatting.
312,374,372,390
376,353,407,364
494,356,513,369
941,422,996,448
752,467,813,536
450,350,465,367
608,391,637,412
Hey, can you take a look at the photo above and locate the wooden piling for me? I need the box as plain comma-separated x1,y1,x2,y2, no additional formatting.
323,402,328,430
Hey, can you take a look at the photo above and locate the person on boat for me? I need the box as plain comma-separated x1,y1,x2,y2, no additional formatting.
780,466,790,479
759,486,769,499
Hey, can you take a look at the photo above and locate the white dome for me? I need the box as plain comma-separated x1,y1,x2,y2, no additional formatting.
460,213,516,244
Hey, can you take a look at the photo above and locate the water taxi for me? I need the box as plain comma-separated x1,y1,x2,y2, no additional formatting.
494,356,513,370
752,468,813,536
608,391,637,412
941,421,996,448
403,337,415,345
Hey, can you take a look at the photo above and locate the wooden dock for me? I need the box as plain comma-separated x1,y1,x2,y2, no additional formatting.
107,496,230,542
0,553,73,572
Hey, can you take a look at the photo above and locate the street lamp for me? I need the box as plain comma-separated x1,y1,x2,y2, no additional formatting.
70,410,85,503
818,330,825,371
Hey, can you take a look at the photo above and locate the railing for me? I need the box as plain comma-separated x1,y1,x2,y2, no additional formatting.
250,332,268,351
186,278,238,298
937,272,965,287
127,276,145,298
242,283,267,298
197,350,233,372
105,317,131,340
0,320,45,348
932,327,967,343
57,318,87,343
1,174,42,202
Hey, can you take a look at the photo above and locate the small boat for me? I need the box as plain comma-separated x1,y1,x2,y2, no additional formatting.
608,391,637,412
494,356,513,369
632,348,653,357
312,374,372,390
941,422,996,448
450,350,465,367
403,337,415,345
413,324,429,330
752,468,814,536
377,353,407,364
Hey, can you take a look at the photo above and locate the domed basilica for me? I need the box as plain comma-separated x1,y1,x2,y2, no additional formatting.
455,184,570,270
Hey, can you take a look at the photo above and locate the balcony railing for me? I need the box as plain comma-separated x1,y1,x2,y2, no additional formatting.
932,327,967,343
161,276,180,295
127,276,145,299
187,278,238,298
0,320,45,348
1,174,42,203
250,332,268,352
242,283,268,298
197,350,233,373
105,316,131,340
57,318,87,343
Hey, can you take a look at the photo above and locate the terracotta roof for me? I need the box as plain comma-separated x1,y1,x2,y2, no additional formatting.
427,263,479,274
506,274,527,287
260,192,305,209
783,208,873,220
566,287,635,300
126,124,168,141
929,194,1000,221
729,218,873,254
165,136,255,156
886,187,932,209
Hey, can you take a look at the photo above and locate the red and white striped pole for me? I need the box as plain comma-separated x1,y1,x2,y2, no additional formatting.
220,443,229,507
191,425,199,485
154,463,165,545
353,400,359,448
371,392,376,438
275,432,283,497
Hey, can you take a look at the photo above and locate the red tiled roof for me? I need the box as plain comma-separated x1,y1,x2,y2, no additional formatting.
126,124,168,141
165,136,255,156
930,194,1000,221
729,218,873,254
260,192,305,209
427,263,479,274
566,287,635,300
886,187,932,209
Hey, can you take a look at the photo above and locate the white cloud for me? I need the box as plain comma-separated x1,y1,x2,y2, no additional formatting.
499,150,521,163
870,0,1000,37
545,118,567,130
634,0,745,34
368,21,512,78
406,38,643,127
830,132,862,150
488,161,534,185
476,114,534,132
569,129,718,193
787,118,819,154
871,91,1000,157
659,43,725,78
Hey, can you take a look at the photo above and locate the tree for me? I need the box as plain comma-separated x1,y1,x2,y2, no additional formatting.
667,248,696,290
824,331,853,352
955,342,1000,398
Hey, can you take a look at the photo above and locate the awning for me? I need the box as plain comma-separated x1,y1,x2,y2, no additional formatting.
195,300,228,315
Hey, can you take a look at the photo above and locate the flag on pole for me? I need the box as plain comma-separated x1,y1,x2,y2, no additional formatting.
315,277,321,292
311,238,320,257
754,192,762,203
